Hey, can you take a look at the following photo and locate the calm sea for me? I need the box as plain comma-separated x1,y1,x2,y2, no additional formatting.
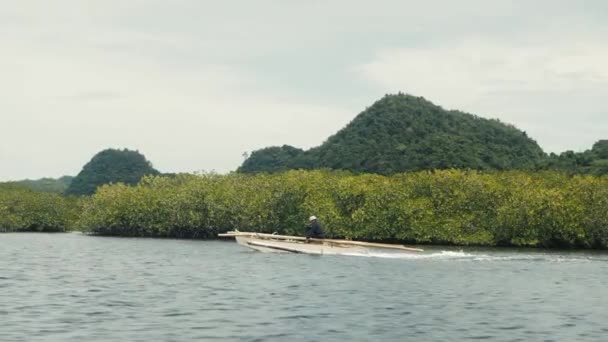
1,233,607,341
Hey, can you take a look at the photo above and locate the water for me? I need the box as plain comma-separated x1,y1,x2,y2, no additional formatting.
2,233,608,341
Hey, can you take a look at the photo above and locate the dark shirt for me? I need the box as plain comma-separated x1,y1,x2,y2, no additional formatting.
305,220,325,238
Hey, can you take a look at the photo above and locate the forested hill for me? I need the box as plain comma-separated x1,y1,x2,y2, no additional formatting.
10,176,73,194
541,140,608,175
65,149,159,196
239,94,547,174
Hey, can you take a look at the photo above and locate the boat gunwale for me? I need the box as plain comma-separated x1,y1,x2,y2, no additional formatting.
219,231,424,252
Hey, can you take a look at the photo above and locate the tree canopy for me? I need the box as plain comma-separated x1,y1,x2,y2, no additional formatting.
239,145,306,173
10,176,73,194
0,183,77,232
239,94,547,174
80,170,608,248
65,149,159,196
540,140,608,175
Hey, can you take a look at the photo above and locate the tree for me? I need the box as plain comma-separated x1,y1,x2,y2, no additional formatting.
541,140,608,175
65,148,159,196
238,145,306,173
239,94,547,174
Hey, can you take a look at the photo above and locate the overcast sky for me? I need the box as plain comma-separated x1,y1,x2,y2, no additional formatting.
2,1,607,181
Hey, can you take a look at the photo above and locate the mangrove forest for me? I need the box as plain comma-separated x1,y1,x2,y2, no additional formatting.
2,170,608,249
3,93,607,249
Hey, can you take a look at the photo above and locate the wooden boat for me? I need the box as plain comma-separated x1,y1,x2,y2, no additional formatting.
218,231,424,255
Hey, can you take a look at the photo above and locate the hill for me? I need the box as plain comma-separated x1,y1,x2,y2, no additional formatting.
239,94,546,174
65,149,160,196
541,140,608,175
10,176,73,194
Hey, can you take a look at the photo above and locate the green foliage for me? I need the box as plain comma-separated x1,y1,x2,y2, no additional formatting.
10,176,73,194
79,170,608,248
239,94,546,174
6,166,606,249
540,140,608,176
239,145,307,173
592,140,608,159
66,148,159,196
0,183,79,232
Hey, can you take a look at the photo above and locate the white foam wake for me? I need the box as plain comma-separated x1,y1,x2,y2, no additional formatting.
342,250,601,262
343,250,475,260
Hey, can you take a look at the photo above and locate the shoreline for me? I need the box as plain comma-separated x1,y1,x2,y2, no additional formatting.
5,230,608,252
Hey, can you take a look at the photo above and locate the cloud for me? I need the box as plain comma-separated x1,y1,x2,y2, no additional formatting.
357,40,608,107
2,1,608,180
355,38,608,153
62,91,125,101
0,26,353,180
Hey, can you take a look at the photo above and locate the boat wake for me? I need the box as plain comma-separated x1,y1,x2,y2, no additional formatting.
344,250,599,262
345,250,476,260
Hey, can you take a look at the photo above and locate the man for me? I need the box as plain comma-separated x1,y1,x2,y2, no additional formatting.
305,216,325,239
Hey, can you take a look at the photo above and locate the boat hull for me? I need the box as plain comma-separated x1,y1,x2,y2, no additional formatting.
235,236,370,255
220,231,424,255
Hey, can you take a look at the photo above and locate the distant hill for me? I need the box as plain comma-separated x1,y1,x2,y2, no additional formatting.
65,149,160,196
239,94,546,174
239,145,309,174
10,176,73,194
541,140,608,175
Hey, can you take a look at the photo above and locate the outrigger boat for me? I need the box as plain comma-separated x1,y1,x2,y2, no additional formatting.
218,231,424,255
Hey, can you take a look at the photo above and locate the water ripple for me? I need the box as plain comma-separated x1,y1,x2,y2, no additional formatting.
2,233,608,341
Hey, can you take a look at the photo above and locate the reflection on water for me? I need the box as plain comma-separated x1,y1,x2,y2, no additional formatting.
1,233,608,341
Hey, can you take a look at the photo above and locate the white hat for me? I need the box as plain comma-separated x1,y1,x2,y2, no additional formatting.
309,216,317,221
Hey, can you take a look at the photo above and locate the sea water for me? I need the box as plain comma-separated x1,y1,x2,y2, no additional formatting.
1,233,607,341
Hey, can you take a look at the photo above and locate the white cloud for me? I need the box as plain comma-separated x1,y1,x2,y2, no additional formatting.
356,39,608,152
0,32,352,179
2,1,608,180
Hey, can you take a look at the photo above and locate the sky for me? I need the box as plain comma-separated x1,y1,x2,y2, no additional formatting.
2,0,607,181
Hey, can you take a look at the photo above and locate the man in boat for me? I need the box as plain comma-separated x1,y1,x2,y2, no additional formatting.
305,216,325,239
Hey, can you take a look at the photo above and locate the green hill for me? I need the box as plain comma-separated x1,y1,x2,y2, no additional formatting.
239,94,546,174
541,140,608,175
238,145,309,173
65,149,160,196
10,176,73,194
